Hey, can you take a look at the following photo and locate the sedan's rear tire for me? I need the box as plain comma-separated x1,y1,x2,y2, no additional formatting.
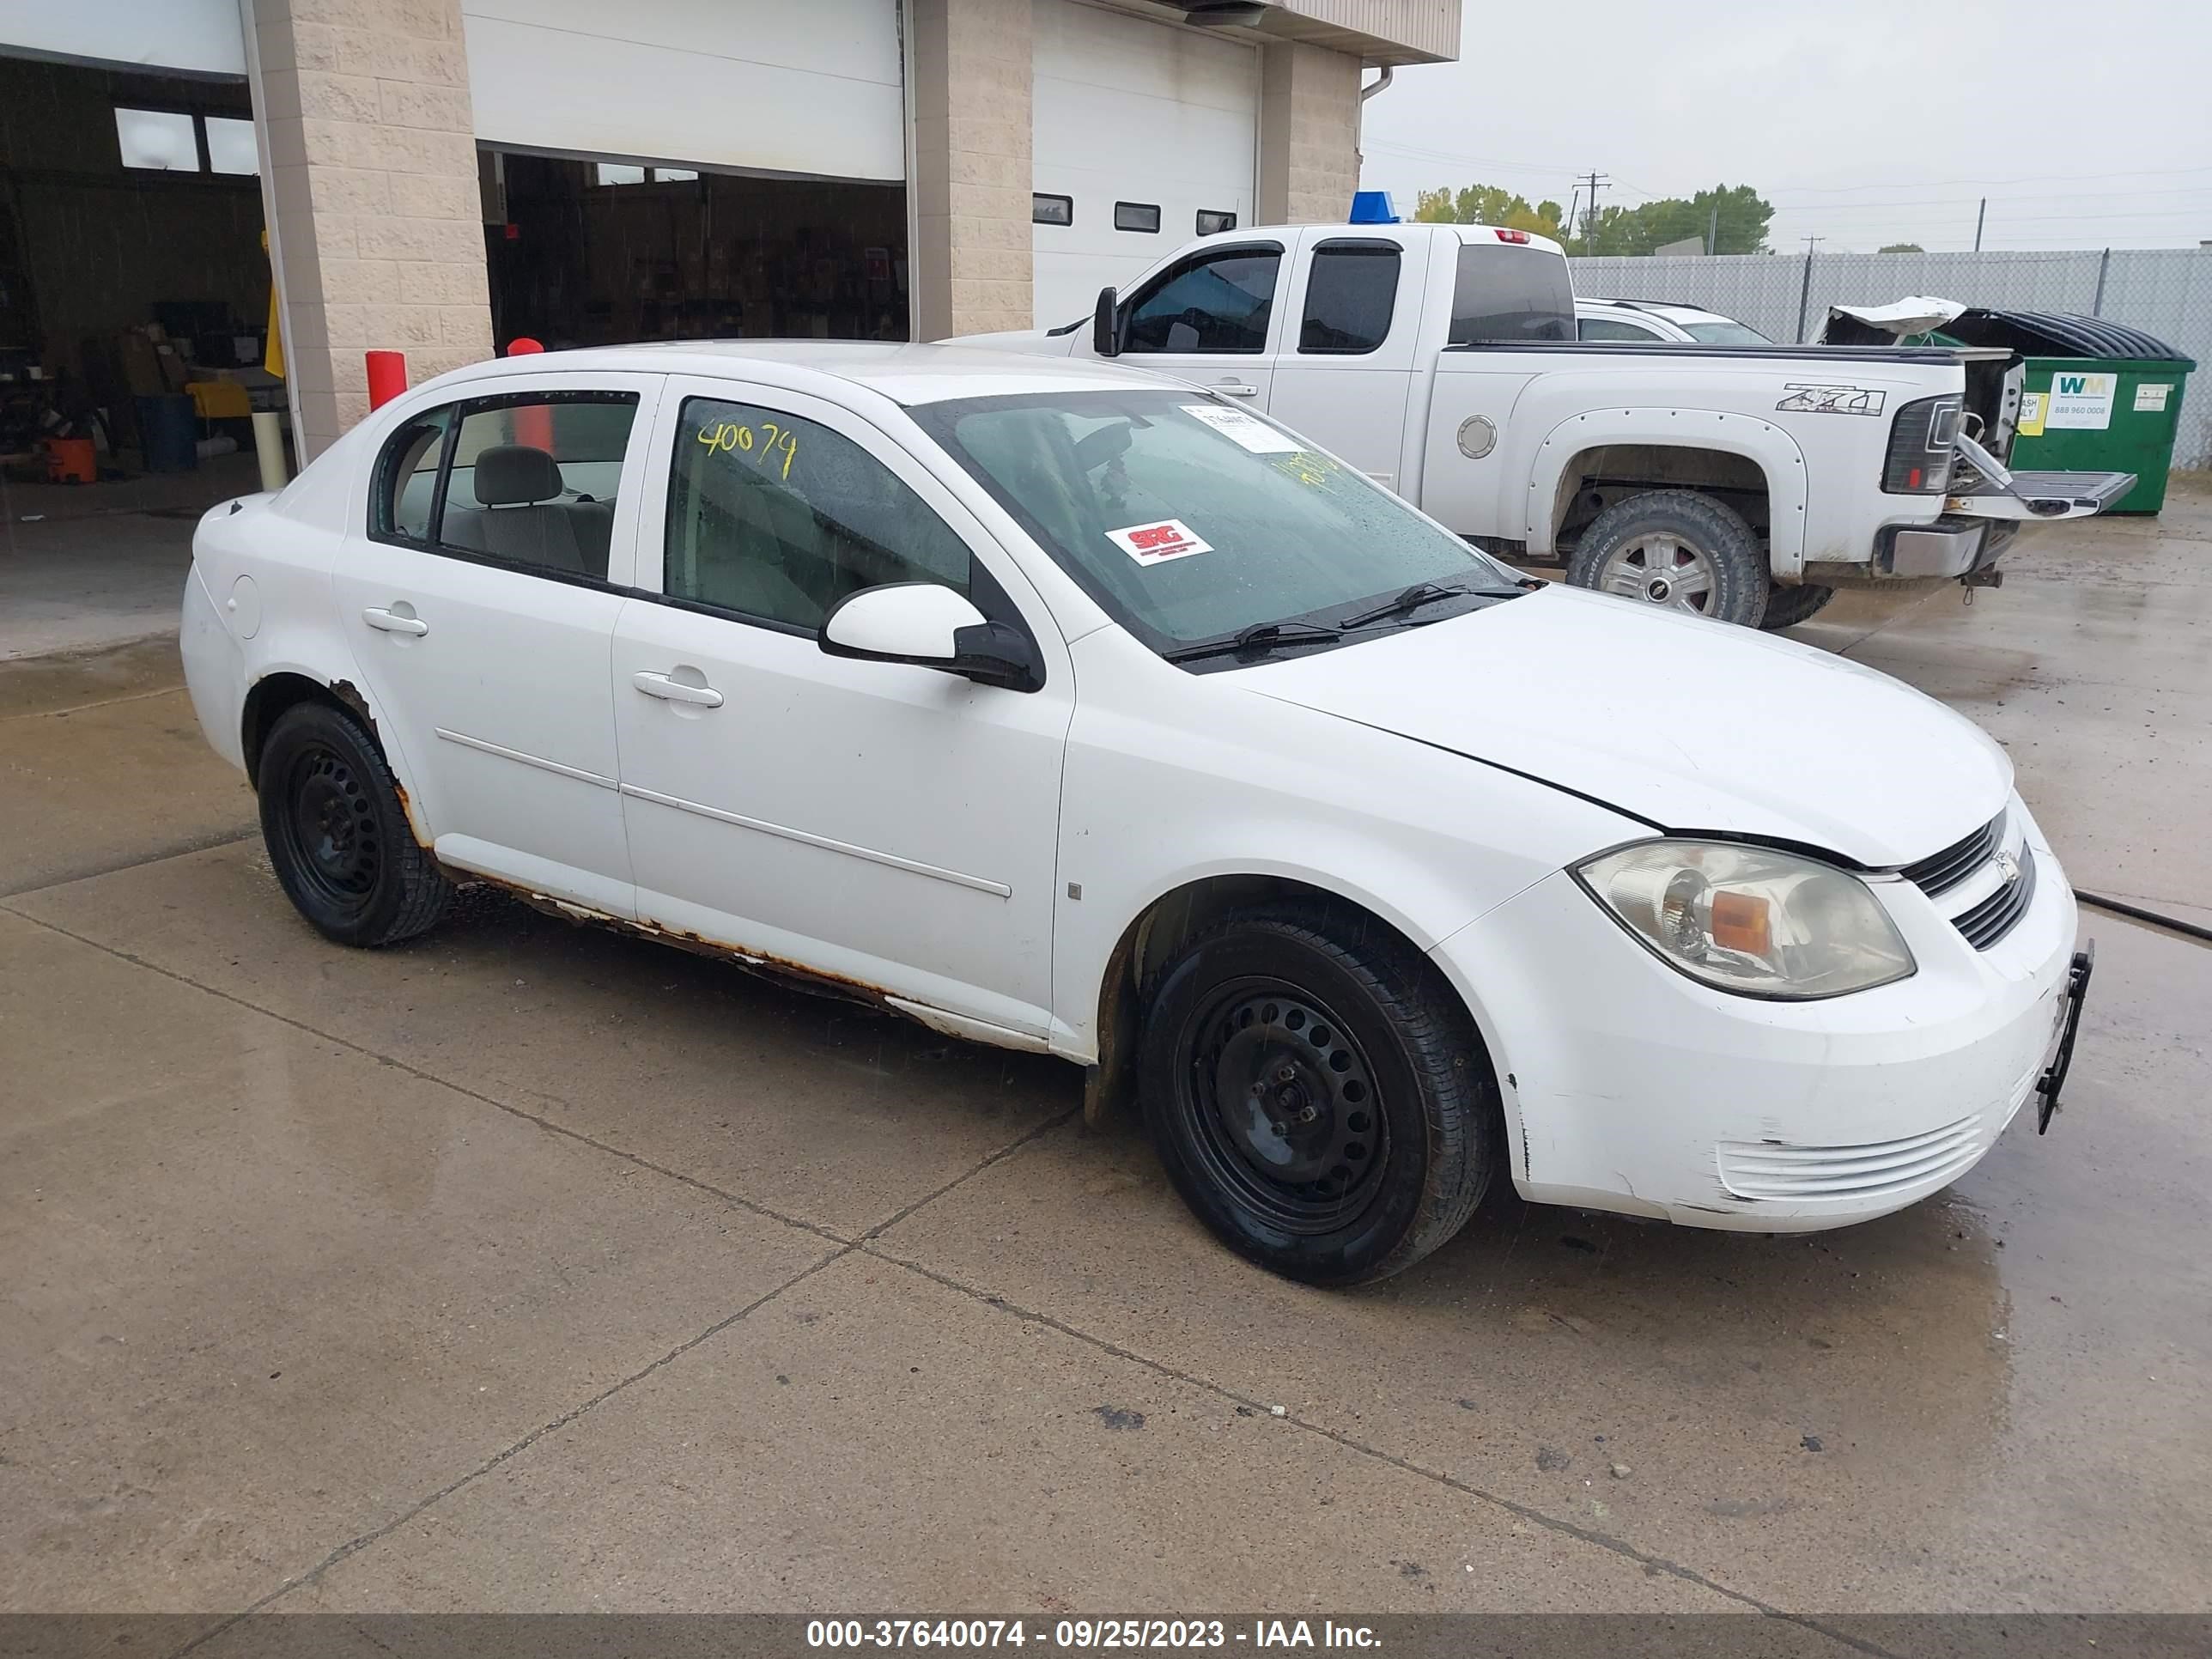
1139,903,1498,1285
258,701,451,947
1565,489,1768,626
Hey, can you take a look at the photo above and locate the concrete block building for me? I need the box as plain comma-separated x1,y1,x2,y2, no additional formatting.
2,0,1457,461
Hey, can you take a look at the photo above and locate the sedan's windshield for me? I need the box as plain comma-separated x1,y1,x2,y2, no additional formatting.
915,391,1519,660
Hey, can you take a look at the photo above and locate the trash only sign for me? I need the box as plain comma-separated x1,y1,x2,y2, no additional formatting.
2045,370,2118,430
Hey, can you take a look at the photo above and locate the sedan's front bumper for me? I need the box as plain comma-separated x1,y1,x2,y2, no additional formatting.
1427,803,2079,1231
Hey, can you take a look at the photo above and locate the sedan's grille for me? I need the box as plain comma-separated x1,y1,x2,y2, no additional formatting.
1718,1113,1984,1200
1954,844,2037,951
1900,812,2003,896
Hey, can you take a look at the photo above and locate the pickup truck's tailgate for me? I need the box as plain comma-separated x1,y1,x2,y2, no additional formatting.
1949,469,2136,520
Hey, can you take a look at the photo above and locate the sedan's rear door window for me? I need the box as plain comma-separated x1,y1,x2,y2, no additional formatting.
429,392,639,581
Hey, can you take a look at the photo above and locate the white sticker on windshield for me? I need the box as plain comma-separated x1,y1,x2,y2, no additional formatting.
1181,404,1303,453
1107,518,1213,567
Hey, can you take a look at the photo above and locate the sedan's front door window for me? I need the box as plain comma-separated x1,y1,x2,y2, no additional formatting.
664,398,972,632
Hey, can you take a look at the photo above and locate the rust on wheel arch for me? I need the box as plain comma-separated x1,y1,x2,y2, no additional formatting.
327,678,378,742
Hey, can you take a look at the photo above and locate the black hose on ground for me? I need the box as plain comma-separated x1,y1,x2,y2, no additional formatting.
2074,889,2212,946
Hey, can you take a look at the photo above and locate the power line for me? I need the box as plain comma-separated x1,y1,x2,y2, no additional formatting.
1767,161,2212,195
1362,139,1581,177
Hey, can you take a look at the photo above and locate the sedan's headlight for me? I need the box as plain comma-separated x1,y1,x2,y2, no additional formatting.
1573,841,1915,1000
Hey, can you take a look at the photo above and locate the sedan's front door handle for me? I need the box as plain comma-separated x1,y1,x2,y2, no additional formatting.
632,670,724,708
1217,384,1259,398
362,606,428,636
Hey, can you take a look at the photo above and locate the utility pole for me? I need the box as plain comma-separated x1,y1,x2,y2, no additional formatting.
1579,170,1609,251
1973,198,1987,252
1706,201,1719,255
1795,235,1825,343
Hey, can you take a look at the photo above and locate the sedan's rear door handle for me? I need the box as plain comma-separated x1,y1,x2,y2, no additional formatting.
362,605,428,636
632,670,724,708
1216,384,1259,398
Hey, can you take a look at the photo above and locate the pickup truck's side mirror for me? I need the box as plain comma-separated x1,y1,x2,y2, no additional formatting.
820,583,1042,691
1092,286,1121,358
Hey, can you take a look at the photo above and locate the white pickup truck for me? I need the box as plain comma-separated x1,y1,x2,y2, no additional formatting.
962,222,2135,629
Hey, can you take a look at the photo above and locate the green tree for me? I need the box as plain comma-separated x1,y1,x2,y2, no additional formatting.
1413,183,1565,239
1879,242,1925,253
1571,185,1774,256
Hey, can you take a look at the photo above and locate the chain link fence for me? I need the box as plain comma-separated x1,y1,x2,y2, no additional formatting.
1569,248,2211,469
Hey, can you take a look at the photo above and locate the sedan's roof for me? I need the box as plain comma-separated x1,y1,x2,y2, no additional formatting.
436,340,1182,407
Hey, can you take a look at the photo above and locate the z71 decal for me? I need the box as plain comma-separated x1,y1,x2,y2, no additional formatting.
1777,384,1887,416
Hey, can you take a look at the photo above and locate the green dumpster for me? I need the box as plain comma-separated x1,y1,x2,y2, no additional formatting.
1938,311,2195,514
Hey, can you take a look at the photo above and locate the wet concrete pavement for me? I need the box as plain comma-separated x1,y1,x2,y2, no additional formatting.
2,484,2207,1625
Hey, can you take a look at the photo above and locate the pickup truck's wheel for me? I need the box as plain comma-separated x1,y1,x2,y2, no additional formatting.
1567,490,1767,627
1759,582,1836,630
258,701,451,947
1139,903,1497,1285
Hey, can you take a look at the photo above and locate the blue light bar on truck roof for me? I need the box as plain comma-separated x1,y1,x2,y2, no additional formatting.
1349,190,1400,224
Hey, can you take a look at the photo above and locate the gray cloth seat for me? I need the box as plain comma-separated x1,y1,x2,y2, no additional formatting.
443,444,599,577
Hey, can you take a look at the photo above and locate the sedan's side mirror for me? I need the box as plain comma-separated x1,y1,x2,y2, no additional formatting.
1092,286,1121,358
820,583,1042,692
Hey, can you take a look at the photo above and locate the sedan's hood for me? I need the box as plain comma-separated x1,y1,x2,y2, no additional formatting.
1243,585,2011,866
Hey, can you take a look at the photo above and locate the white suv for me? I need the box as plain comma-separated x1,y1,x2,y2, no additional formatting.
1577,298,1773,345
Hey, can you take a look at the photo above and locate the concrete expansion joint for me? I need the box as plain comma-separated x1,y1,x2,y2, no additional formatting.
858,1240,1912,1659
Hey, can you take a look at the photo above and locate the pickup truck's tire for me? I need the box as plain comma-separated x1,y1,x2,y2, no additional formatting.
1566,490,1768,627
1759,582,1837,630
258,701,452,948
1138,902,1497,1286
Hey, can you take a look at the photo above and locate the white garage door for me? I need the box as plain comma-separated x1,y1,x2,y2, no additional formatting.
0,0,244,76
1031,0,1258,327
464,0,905,182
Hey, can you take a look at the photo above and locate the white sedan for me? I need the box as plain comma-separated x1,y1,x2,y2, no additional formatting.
179,343,2091,1285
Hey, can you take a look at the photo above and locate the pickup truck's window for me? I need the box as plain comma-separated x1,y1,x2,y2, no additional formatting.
663,397,970,633
429,393,638,581
1449,244,1575,345
1122,246,1280,355
1300,242,1400,355
1579,316,1666,342
918,391,1518,659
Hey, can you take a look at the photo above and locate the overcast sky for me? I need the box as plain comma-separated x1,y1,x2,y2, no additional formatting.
1356,0,2212,253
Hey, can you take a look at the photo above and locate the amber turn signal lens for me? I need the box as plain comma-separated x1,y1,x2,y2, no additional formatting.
1711,890,1772,957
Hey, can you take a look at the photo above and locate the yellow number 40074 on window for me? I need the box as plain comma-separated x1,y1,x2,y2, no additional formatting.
696,420,799,480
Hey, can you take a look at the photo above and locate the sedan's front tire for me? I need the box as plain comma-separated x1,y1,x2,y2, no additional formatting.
1139,903,1498,1285
258,701,451,947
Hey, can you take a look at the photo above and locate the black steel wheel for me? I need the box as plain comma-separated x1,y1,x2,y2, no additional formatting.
257,700,450,947
1182,980,1390,1233
1139,902,1498,1285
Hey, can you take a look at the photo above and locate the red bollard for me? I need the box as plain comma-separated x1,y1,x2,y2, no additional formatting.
365,349,407,410
504,337,552,451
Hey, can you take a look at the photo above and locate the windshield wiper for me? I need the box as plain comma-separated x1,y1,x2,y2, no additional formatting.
1164,620,1344,665
1336,580,1528,630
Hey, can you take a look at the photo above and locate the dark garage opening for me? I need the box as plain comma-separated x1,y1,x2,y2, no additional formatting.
481,149,909,352
0,54,275,482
